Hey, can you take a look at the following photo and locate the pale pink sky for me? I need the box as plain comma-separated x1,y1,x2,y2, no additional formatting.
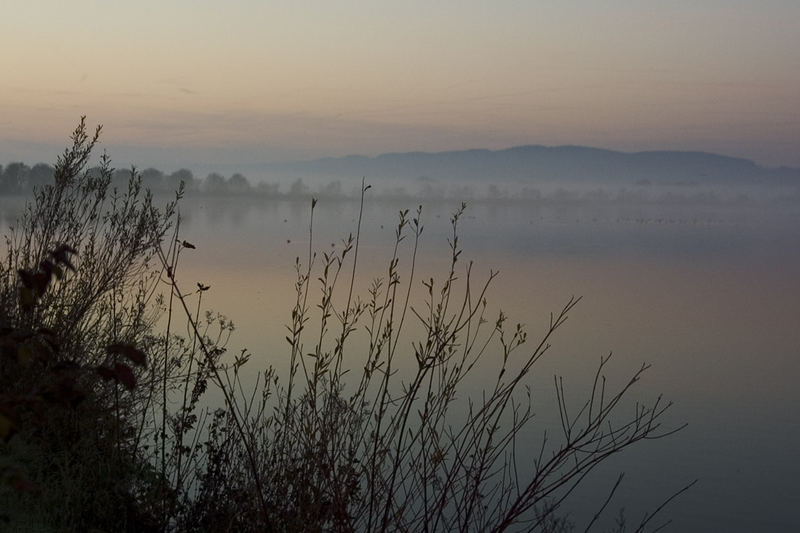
1,1,799,170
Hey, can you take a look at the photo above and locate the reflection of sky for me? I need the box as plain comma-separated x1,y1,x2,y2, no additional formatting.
2,195,799,530
180,198,800,531
456,202,800,262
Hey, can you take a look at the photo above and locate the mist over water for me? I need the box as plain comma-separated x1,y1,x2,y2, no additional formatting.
2,190,799,531
173,193,800,531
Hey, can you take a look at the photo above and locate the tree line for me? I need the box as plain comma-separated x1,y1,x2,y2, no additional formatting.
0,161,308,197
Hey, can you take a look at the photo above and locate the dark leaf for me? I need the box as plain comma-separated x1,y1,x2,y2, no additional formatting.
18,269,49,297
114,363,137,390
50,244,77,271
47,374,86,407
181,240,196,249
107,342,147,366
97,365,116,381
39,260,54,280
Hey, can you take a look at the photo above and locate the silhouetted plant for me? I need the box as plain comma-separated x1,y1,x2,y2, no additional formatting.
160,183,691,532
1,119,691,532
0,117,181,530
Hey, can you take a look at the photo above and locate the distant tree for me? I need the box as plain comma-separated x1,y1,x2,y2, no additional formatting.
140,167,165,192
288,177,310,198
204,172,226,194
228,173,251,194
84,165,104,181
1,162,29,193
487,183,506,200
166,168,196,193
28,163,55,190
111,168,134,191
318,180,342,198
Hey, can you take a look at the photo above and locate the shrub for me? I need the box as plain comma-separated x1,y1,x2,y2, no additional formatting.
163,190,691,532
0,117,179,530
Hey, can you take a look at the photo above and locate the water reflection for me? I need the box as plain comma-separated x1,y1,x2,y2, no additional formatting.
2,194,799,531
171,196,800,531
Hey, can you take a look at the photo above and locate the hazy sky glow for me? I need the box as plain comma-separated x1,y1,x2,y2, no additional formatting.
2,1,799,170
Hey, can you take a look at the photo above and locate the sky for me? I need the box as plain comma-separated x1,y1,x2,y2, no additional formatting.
1,1,799,173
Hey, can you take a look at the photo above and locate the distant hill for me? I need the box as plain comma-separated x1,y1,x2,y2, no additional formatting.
263,145,800,186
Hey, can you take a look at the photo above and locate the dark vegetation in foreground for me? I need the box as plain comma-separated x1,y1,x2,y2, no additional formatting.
0,119,692,532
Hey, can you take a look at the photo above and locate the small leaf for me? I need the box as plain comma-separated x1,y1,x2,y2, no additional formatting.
181,240,196,249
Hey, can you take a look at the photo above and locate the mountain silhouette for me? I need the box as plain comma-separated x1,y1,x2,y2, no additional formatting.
263,145,800,186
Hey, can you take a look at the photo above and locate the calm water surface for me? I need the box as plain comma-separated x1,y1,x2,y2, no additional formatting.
3,194,799,531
